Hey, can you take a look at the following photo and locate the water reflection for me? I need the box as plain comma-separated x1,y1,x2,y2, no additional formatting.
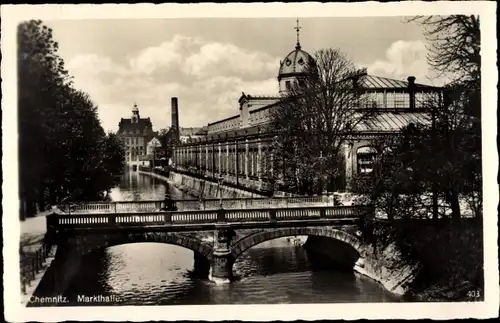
109,170,190,201
63,240,399,305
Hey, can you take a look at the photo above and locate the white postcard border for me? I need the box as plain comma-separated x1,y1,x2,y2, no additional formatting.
2,2,498,321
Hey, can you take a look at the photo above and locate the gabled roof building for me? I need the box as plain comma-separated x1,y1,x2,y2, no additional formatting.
117,103,158,167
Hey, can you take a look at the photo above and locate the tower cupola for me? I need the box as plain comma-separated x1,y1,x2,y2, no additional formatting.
131,103,140,123
278,18,316,94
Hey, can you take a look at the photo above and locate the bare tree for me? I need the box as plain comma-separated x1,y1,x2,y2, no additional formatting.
403,15,482,220
267,48,373,195
354,86,482,221
407,15,480,89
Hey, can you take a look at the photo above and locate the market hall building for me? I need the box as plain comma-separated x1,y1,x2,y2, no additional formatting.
170,36,443,196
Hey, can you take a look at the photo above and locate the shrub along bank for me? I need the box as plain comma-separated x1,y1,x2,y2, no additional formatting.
363,218,483,301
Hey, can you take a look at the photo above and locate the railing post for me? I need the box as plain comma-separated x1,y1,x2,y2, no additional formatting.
21,278,26,294
46,214,58,235
164,213,172,225
114,203,117,214
35,251,40,272
269,209,277,223
38,250,43,269
108,214,116,225
320,208,326,218
36,250,40,271
217,209,226,223
32,257,37,274
31,262,35,280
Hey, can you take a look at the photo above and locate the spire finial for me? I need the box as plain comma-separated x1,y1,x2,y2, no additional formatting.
294,17,302,49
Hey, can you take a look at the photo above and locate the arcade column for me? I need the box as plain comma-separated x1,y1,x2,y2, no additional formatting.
245,138,249,179
205,144,209,171
226,141,230,175
257,141,262,182
218,143,222,174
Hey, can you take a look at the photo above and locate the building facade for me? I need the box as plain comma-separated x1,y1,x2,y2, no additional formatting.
117,104,158,168
171,35,442,195
146,137,162,156
179,127,207,143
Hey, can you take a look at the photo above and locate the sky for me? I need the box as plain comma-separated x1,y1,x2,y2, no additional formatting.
44,17,449,133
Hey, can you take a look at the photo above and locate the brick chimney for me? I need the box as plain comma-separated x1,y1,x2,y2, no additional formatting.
171,97,180,143
407,76,416,110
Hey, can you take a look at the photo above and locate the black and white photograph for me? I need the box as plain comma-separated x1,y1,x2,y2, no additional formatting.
2,2,498,321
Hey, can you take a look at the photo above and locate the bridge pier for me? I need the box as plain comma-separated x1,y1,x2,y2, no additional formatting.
209,251,233,284
209,227,235,284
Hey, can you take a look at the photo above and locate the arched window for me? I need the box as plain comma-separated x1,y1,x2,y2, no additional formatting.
357,146,377,175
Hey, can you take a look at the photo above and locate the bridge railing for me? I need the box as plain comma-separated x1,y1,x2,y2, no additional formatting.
47,205,373,231
58,196,332,214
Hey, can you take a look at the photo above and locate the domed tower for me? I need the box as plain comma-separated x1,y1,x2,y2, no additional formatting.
278,19,316,94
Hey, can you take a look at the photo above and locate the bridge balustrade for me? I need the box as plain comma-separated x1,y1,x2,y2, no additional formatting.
115,201,163,213
178,200,204,211
59,196,332,215
115,214,165,224
324,207,358,218
171,212,218,224
276,208,321,220
47,205,373,232
225,210,270,223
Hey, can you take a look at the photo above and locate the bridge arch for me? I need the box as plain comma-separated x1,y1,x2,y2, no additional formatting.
230,227,366,262
76,232,213,261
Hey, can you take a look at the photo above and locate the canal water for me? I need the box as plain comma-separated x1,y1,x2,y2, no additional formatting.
60,171,400,305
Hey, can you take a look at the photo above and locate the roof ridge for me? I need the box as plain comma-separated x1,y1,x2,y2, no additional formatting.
364,73,436,87
366,74,408,83
246,94,281,98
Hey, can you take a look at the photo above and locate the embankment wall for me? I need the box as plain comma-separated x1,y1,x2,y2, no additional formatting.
168,171,266,199
30,246,82,302
304,235,416,296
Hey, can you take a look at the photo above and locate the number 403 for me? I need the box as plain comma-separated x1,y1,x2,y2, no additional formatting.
467,290,481,298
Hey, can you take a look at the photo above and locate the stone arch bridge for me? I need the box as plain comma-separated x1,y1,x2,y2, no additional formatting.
36,205,407,297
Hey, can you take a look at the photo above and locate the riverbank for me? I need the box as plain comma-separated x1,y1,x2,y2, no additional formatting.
19,211,58,306
375,219,484,302
20,211,50,252
303,235,412,296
